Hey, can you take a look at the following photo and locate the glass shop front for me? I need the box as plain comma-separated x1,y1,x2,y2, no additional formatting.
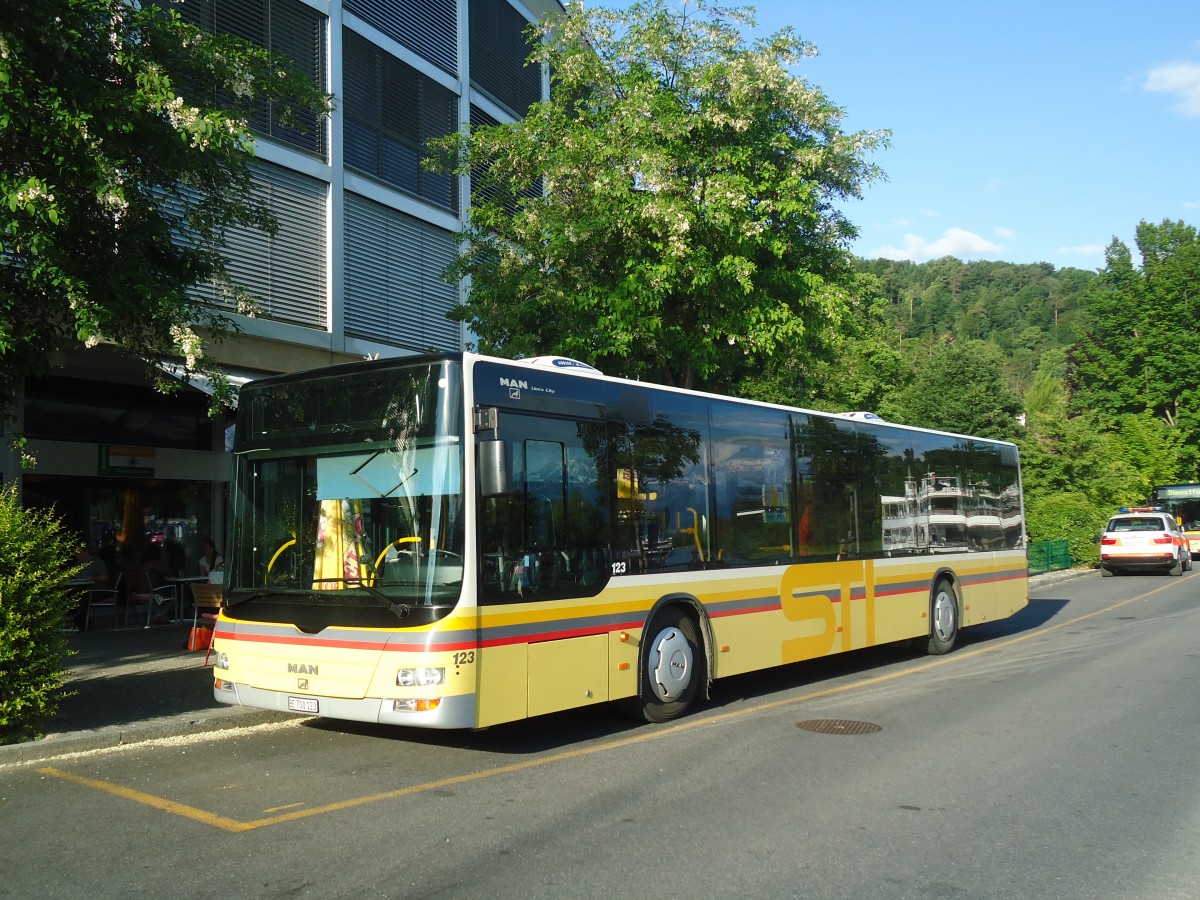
20,366,233,591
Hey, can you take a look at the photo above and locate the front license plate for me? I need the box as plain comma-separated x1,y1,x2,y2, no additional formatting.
288,696,319,713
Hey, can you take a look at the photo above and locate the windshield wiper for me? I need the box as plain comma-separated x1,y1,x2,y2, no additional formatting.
224,589,277,609
226,583,412,620
356,581,412,620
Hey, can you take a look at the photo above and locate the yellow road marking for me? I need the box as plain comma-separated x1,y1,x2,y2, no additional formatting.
37,579,1173,831
36,767,248,831
263,802,306,813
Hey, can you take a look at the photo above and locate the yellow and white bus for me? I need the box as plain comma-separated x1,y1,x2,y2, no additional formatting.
212,352,1028,728
1150,484,1200,560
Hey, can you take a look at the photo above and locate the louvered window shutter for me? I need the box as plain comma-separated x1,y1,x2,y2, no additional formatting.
344,193,460,351
468,0,542,117
219,162,328,328
343,29,459,213
174,0,327,157
343,0,458,76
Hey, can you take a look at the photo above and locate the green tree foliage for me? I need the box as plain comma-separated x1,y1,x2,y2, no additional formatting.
1018,407,1183,566
0,485,79,743
876,339,1023,440
1023,347,1069,421
1071,220,1200,477
0,0,328,421
736,271,905,414
433,0,888,390
1019,409,1177,509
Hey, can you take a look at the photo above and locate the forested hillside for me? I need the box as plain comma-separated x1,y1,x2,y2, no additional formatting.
855,257,1094,396
839,220,1200,566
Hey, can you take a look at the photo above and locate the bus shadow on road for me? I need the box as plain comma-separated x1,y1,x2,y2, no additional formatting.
960,595,1069,647
300,596,1074,755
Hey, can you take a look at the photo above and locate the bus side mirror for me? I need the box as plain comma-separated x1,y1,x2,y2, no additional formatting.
479,439,512,497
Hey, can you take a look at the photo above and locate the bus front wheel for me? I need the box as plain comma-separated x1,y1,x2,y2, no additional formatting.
926,579,959,655
627,607,703,723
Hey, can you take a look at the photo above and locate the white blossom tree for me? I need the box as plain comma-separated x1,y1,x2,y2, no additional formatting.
0,0,328,429
434,0,888,390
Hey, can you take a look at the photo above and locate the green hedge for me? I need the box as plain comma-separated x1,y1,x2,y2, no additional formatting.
1025,491,1108,569
0,485,78,744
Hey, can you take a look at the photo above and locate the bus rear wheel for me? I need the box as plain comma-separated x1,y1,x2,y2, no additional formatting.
627,607,703,723
926,579,959,655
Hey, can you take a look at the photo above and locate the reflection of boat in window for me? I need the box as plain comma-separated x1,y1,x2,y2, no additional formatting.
883,474,977,554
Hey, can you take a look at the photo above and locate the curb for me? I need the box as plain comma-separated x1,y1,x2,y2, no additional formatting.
0,707,290,767
1028,567,1092,589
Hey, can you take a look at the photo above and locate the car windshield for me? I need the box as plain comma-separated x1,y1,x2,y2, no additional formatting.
1107,517,1168,532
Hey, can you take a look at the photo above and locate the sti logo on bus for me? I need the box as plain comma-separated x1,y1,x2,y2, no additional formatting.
288,663,318,675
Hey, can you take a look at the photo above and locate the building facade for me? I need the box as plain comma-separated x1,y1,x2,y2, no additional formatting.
6,0,557,581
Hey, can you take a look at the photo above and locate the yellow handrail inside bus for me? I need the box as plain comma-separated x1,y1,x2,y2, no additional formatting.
687,508,705,562
267,538,297,580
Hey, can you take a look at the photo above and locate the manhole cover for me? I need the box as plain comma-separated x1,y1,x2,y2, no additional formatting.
796,719,882,735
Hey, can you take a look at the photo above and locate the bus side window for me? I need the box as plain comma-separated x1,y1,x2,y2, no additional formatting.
711,404,793,567
793,414,857,560
479,414,615,602
611,406,708,574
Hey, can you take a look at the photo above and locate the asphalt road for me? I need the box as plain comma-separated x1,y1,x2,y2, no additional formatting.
2,569,1199,899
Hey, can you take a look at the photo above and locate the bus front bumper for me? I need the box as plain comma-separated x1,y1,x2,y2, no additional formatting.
213,679,477,729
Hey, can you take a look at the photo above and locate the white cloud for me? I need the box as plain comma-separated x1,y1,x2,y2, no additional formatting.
872,227,1006,262
994,226,1017,240
1144,62,1200,116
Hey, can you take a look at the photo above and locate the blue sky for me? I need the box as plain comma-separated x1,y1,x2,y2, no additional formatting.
733,1,1200,270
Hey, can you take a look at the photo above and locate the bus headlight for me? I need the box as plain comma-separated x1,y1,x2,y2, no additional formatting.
396,667,445,687
215,652,230,670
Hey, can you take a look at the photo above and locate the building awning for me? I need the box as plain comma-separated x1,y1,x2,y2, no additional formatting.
156,361,269,408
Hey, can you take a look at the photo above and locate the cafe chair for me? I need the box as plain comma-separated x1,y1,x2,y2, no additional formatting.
83,573,123,632
128,571,179,627
189,583,222,663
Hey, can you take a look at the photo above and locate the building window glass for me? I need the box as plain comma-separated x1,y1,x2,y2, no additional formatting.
25,376,214,451
23,474,217,590
176,0,328,158
469,0,542,117
343,0,458,76
343,28,459,214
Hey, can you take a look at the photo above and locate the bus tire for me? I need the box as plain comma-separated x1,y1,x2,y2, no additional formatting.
926,578,959,655
627,607,703,723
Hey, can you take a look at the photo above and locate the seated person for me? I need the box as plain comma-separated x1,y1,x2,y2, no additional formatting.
198,538,224,578
75,544,109,586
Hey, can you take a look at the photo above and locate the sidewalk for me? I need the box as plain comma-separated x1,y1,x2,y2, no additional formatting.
0,623,284,766
0,567,1091,766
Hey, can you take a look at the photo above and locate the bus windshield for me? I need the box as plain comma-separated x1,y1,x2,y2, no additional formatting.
226,357,465,628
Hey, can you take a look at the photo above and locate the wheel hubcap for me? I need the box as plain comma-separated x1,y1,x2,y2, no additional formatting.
932,590,956,642
649,626,693,702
